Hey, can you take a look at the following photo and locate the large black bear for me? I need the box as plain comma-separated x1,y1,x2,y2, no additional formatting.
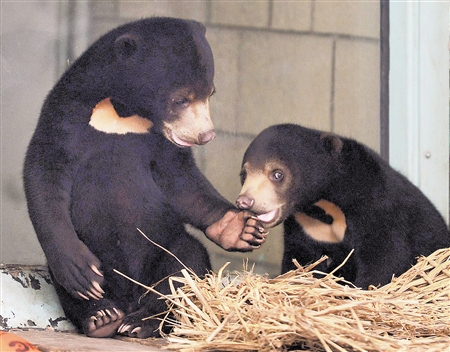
236,124,450,289
23,18,266,338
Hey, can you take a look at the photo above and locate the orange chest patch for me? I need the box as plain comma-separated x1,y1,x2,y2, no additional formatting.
89,98,153,134
294,200,346,243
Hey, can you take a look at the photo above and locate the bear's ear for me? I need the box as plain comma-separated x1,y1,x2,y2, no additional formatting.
320,132,343,157
188,20,206,35
114,34,139,61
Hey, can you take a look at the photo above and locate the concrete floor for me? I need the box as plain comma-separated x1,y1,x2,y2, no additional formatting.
6,329,168,352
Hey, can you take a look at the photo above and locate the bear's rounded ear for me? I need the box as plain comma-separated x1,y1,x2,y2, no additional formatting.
114,34,139,61
320,132,343,157
188,20,206,35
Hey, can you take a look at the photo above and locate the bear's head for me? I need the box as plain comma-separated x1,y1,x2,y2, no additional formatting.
236,124,343,228
86,17,215,147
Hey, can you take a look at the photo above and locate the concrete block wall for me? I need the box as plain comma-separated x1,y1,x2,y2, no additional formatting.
88,0,380,277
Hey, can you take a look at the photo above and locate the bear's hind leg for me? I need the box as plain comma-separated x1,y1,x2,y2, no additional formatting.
118,233,211,338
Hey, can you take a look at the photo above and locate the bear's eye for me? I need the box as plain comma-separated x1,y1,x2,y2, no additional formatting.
240,171,246,185
271,170,284,182
172,97,189,106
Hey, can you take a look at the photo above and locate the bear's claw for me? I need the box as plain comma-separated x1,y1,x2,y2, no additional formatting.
117,324,142,337
84,307,125,338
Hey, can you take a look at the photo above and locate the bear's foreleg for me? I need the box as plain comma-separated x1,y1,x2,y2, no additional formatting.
23,147,106,301
153,147,268,252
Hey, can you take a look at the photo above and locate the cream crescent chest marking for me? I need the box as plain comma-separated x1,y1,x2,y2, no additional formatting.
294,199,347,243
89,98,153,134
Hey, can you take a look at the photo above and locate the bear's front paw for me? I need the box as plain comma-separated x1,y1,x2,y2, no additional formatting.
206,209,268,252
49,240,105,300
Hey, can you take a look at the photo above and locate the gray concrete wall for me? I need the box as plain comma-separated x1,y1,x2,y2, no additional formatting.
1,1,61,265
1,1,380,278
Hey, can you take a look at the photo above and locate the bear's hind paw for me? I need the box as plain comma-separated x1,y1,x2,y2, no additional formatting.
83,308,125,338
117,314,163,338
117,324,141,336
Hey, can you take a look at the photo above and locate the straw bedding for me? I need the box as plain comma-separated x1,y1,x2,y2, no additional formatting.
118,240,450,352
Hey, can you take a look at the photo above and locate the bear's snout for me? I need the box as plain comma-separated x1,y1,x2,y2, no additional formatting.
236,195,254,210
198,129,216,145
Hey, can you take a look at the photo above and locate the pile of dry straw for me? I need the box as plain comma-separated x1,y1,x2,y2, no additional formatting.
122,238,450,352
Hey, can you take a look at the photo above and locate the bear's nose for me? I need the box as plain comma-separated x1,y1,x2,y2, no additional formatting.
236,195,254,210
198,130,216,145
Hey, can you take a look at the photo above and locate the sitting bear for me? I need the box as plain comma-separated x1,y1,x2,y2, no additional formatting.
23,17,266,339
236,124,450,289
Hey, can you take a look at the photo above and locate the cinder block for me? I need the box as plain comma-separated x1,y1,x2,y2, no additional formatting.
196,134,252,203
90,1,118,19
333,39,380,151
118,1,207,22
89,19,127,44
206,28,241,133
209,225,284,277
314,2,380,38
271,0,312,31
237,32,333,135
210,0,270,28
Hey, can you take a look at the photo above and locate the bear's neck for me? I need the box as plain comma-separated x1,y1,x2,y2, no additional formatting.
323,142,386,210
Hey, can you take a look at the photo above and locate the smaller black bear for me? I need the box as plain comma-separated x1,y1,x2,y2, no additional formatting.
236,124,450,288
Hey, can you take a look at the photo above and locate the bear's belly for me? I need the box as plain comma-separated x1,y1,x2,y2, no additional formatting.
70,162,177,242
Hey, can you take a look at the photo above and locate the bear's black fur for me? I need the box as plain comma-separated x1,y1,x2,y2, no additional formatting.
237,124,450,288
23,17,265,338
